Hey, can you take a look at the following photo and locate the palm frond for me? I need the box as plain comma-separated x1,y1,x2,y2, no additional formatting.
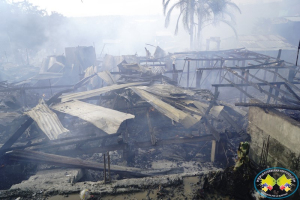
182,6,190,32
218,19,238,38
163,0,171,15
226,1,241,14
221,10,236,24
165,1,182,27
175,8,186,35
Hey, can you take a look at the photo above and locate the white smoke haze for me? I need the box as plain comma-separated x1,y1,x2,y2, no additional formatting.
1,0,299,65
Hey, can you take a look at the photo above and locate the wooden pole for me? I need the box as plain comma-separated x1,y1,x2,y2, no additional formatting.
187,60,190,88
107,152,111,182
103,153,107,183
267,49,281,103
296,40,300,66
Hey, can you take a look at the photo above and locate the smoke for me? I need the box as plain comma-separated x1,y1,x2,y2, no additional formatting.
1,0,299,65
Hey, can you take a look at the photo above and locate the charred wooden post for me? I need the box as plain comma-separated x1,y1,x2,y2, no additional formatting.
21,89,27,107
107,152,111,183
267,68,279,103
244,70,249,102
218,60,224,84
196,70,203,88
274,84,280,103
49,79,53,96
146,109,156,146
172,62,178,83
239,60,246,102
239,70,244,102
187,60,190,88
267,50,281,103
104,153,107,183
232,60,236,81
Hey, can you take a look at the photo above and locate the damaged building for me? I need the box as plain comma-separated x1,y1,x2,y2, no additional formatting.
0,0,300,199
0,43,299,200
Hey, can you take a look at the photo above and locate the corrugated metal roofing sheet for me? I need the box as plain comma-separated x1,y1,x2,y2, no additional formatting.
25,99,69,140
51,100,134,134
236,35,296,51
60,82,147,102
130,87,201,129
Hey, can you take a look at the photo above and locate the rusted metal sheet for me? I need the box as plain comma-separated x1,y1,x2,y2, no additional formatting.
51,100,134,134
130,87,201,128
60,82,147,102
24,99,69,140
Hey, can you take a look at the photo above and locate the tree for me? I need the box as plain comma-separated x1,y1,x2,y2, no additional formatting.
162,0,241,50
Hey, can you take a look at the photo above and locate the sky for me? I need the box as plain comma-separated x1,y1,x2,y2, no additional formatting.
24,0,164,17
19,0,283,17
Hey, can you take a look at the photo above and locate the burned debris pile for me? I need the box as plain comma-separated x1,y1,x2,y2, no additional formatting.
1,45,300,199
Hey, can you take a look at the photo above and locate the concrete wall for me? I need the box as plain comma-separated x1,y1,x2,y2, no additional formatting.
248,106,300,176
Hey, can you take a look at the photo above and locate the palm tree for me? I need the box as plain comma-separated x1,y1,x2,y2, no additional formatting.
163,0,241,50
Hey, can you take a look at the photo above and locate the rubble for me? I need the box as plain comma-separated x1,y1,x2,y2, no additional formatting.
1,45,300,199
